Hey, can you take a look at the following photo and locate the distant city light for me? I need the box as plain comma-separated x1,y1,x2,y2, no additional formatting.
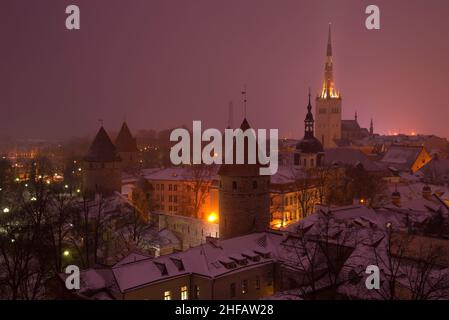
64,184,69,189
63,250,70,257
30,197,37,201
3,208,10,213
46,180,51,184
11,239,15,243
76,189,81,193
15,177,20,182
207,212,218,223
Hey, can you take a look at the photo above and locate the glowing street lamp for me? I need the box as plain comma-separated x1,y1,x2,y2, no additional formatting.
207,212,218,223
63,250,70,257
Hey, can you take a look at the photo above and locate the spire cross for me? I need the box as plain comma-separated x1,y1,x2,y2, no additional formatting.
98,119,104,127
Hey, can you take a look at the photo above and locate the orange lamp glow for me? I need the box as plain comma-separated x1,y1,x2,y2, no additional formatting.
207,212,218,223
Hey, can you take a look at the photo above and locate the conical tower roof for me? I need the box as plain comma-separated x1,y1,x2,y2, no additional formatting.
218,118,264,176
115,122,139,153
84,127,121,162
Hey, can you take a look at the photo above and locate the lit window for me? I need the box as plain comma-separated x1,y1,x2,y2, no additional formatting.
242,280,248,294
164,291,171,300
181,286,188,300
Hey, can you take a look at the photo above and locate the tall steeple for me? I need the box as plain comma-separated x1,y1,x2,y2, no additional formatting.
327,23,333,57
370,119,374,135
304,88,314,139
315,24,342,148
320,23,339,99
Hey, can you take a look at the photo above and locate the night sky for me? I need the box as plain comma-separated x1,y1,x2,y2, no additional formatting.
2,0,449,140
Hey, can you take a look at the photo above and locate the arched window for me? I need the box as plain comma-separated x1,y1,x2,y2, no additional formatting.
252,181,258,189
232,181,237,190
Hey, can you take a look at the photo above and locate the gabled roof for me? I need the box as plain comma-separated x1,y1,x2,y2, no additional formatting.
381,144,425,171
324,148,383,172
84,127,121,162
115,122,138,153
341,120,361,131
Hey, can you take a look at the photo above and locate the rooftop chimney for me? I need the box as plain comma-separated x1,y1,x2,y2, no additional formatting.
392,190,401,207
422,185,432,200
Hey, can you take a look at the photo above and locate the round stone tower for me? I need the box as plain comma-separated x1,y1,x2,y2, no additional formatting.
218,118,271,239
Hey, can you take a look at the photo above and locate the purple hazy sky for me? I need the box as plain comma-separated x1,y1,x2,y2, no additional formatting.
1,0,449,140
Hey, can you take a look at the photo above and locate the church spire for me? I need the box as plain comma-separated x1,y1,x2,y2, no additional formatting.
320,23,339,99
370,118,374,135
327,23,332,57
304,88,314,139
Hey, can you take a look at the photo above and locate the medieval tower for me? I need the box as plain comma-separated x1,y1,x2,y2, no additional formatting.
218,118,271,240
315,24,342,148
115,122,140,170
83,126,122,196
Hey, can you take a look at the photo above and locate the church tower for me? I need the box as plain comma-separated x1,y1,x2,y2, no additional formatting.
294,91,324,169
218,118,271,240
83,127,122,196
315,24,342,148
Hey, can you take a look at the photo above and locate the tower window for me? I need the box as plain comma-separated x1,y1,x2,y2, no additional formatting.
252,181,258,189
232,181,237,190
311,158,314,167
255,276,261,290
303,159,307,167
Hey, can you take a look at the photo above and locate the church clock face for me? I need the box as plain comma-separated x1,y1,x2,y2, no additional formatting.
2,1,449,304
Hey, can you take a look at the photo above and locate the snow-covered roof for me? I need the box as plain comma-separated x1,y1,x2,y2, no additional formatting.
324,148,384,172
108,232,283,293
